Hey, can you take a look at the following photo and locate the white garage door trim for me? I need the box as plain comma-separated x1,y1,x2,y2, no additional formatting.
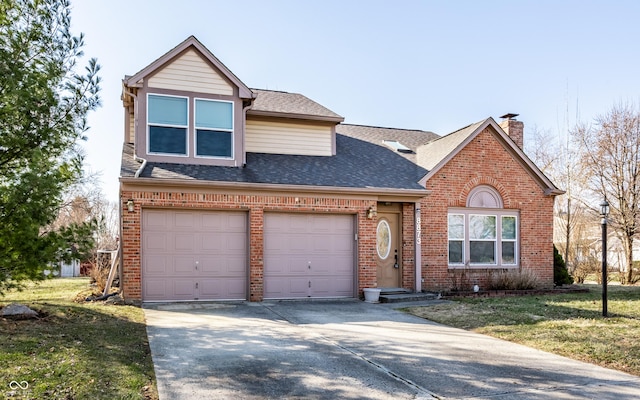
264,213,356,299
142,209,248,302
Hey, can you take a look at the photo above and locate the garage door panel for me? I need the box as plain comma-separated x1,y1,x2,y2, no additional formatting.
142,209,247,301
174,212,196,230
265,256,310,275
308,259,333,274
311,277,353,297
145,255,168,274
309,215,334,232
199,233,223,251
265,277,309,299
226,213,248,231
174,256,196,274
264,213,354,299
173,280,196,297
332,237,354,252
145,233,167,251
143,278,168,299
197,256,246,275
225,256,248,274
225,232,247,251
200,213,223,230
174,233,196,251
266,234,308,253
144,210,168,230
312,235,333,252
200,278,246,299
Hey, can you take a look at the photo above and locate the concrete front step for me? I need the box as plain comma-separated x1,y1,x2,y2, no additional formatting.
379,292,439,303
378,287,412,295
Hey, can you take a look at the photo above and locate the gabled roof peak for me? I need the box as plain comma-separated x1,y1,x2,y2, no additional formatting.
123,35,254,99
417,117,563,195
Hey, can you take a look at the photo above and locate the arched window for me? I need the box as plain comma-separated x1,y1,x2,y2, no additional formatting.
467,185,503,208
448,186,518,268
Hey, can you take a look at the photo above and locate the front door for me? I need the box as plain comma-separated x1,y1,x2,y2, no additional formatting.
376,211,401,288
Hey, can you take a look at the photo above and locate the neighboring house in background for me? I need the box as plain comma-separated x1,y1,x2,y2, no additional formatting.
119,36,563,302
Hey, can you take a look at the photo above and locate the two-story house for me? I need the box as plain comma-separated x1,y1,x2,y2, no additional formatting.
119,36,562,302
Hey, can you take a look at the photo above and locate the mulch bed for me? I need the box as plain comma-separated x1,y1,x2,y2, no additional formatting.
441,285,590,299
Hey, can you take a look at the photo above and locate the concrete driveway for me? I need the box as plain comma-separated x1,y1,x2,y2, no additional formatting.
144,300,640,399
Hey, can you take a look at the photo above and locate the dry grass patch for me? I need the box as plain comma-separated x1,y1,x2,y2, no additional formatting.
0,278,157,399
405,284,640,376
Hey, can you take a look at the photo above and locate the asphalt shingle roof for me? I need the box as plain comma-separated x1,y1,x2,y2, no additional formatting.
121,133,428,191
336,124,440,163
416,119,487,170
249,89,344,121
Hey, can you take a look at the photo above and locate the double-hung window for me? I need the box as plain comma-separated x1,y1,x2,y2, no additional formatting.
148,94,188,156
146,94,234,159
195,98,233,158
448,186,519,268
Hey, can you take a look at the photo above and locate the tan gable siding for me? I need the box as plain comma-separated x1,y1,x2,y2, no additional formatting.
148,49,233,95
128,112,135,143
245,120,333,156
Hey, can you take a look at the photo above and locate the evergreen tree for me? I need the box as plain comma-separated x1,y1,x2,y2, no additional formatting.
554,245,573,286
0,0,101,292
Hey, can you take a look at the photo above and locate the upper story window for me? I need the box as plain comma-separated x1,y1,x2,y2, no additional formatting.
147,94,234,159
195,98,233,158
448,186,518,268
148,94,188,156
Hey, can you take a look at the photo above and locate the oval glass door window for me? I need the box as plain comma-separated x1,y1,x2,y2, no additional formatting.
377,220,391,259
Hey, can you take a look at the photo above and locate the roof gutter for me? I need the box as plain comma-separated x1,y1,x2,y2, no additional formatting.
121,84,147,178
119,176,430,198
247,110,344,123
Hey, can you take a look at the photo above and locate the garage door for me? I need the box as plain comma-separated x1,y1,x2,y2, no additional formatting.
264,213,355,299
142,209,247,301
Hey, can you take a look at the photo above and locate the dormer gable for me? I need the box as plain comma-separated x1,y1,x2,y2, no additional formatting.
124,35,253,98
122,36,254,168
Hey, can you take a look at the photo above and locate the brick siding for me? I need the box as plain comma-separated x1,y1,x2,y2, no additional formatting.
120,128,556,301
120,190,382,301
421,127,555,291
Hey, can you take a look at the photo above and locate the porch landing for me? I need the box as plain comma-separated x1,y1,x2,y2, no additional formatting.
378,288,440,303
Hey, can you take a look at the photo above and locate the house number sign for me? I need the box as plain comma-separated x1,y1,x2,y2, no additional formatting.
416,211,421,245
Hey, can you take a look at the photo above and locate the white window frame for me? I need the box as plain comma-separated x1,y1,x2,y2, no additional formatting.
448,208,519,268
194,97,234,159
146,93,189,157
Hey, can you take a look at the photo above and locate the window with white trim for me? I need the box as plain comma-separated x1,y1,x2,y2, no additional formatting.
448,186,519,267
146,94,234,159
195,98,233,158
148,94,188,156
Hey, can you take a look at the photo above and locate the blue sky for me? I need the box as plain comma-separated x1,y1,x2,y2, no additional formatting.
70,1,640,201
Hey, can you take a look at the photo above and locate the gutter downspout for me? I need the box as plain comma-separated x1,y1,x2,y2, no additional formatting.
415,201,422,293
134,157,147,178
241,97,255,167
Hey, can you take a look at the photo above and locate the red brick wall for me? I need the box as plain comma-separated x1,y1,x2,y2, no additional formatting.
119,190,380,301
421,127,556,291
401,202,416,289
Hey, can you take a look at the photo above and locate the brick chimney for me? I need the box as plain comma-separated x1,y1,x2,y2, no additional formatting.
499,113,524,149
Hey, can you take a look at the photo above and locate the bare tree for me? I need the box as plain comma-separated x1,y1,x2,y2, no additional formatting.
527,125,589,272
53,175,119,253
574,103,640,284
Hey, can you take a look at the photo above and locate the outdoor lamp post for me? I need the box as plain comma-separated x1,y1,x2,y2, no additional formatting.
600,199,609,317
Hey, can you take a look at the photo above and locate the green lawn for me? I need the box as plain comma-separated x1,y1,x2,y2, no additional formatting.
406,284,640,376
0,278,157,399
